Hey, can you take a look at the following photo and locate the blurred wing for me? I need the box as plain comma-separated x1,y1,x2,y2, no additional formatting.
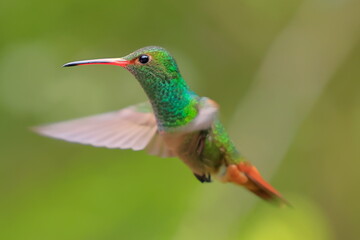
177,97,219,133
34,102,160,151
146,134,176,158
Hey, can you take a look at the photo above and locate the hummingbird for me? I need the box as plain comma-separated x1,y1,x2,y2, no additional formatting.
34,46,287,205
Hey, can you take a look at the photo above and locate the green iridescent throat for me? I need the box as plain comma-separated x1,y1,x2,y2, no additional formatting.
144,76,198,130
136,73,198,130
125,47,198,130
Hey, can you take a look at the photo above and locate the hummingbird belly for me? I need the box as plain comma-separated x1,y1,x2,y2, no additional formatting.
162,120,240,177
162,131,208,175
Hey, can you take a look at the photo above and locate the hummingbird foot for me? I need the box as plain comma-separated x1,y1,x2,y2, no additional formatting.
193,173,212,183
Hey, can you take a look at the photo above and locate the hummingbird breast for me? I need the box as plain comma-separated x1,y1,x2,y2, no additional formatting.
161,119,241,177
162,131,209,175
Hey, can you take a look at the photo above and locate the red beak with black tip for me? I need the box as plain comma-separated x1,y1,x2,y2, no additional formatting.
63,58,130,67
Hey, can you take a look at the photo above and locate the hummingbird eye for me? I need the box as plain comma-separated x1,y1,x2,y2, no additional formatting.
138,54,150,64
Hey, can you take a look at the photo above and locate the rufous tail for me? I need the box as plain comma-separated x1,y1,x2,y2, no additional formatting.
226,162,289,206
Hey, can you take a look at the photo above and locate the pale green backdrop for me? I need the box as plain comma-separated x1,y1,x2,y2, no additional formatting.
1,0,360,239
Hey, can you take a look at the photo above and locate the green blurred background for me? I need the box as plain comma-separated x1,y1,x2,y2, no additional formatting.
1,0,360,239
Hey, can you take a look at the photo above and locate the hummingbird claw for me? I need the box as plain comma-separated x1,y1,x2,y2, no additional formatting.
193,173,211,183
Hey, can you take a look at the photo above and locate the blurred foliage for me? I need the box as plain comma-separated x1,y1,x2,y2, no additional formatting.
0,0,359,239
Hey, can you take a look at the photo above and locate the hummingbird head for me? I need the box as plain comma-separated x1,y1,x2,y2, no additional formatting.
63,46,181,83
64,46,196,129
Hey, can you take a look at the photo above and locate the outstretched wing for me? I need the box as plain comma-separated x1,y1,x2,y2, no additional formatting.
33,102,171,154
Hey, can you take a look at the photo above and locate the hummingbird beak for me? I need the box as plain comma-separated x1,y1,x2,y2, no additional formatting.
63,58,130,67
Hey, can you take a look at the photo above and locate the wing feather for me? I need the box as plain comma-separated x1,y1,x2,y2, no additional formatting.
33,102,160,151
33,98,218,159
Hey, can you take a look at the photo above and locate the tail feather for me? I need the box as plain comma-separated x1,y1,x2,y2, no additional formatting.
228,162,289,206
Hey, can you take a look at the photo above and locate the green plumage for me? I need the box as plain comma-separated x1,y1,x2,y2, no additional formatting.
122,46,243,178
